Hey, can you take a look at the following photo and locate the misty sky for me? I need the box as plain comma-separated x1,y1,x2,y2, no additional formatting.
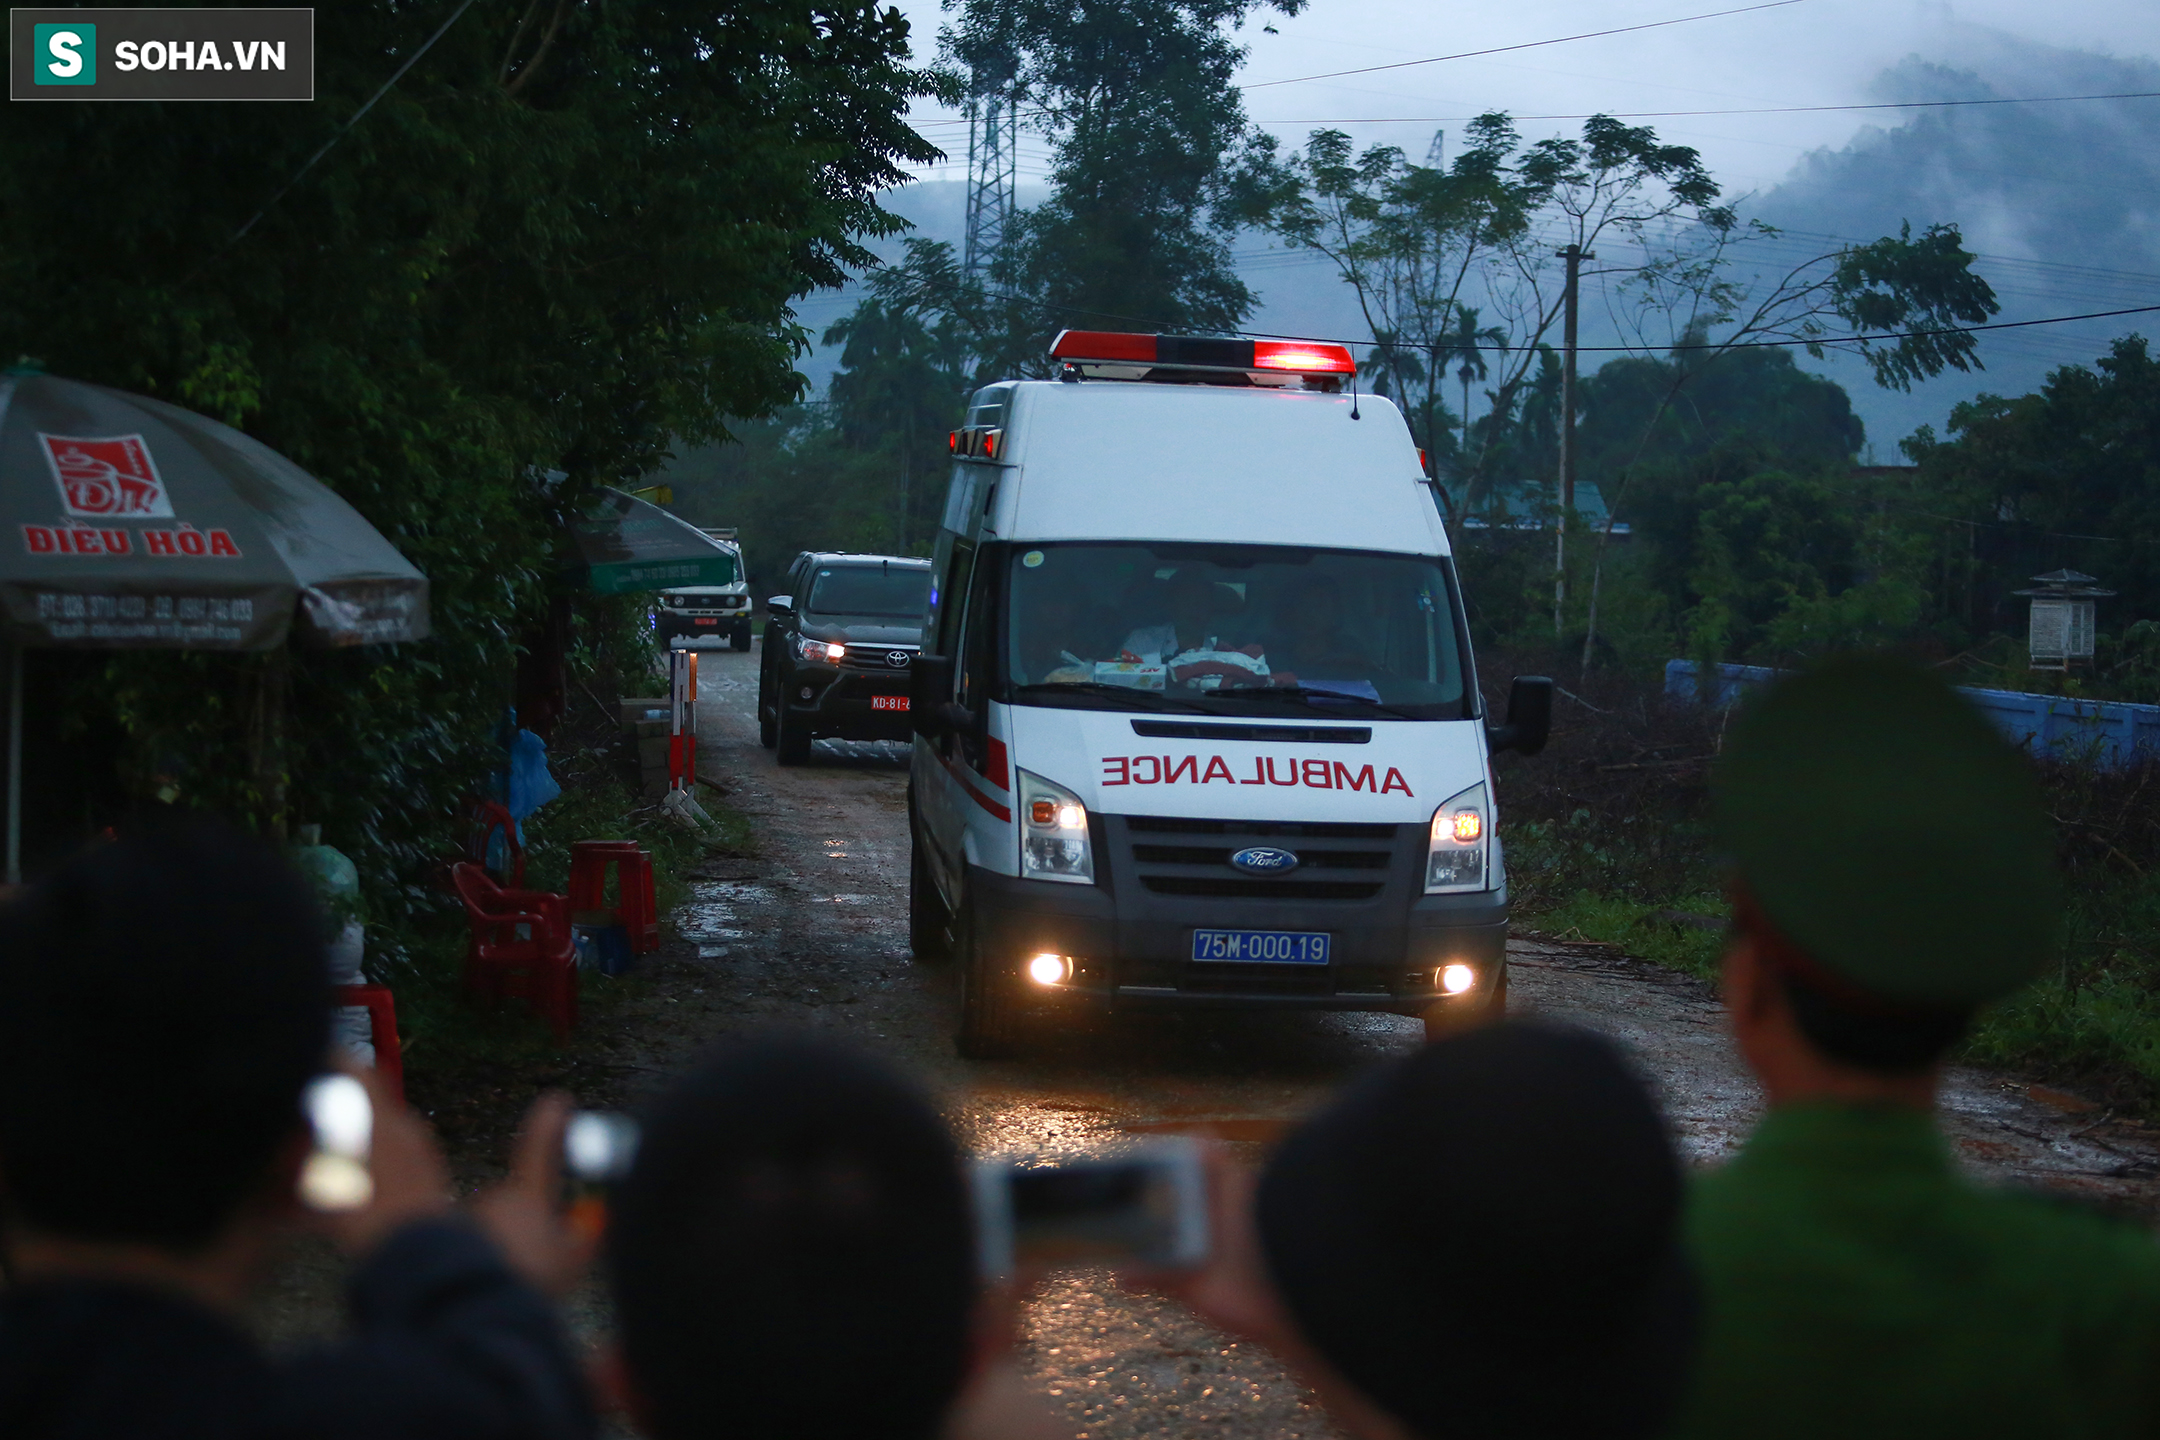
801,0,2160,453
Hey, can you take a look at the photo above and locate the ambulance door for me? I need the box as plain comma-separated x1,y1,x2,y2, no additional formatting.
917,536,978,895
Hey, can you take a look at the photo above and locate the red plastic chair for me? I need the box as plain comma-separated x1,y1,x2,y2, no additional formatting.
335,984,405,1104
450,862,577,1040
567,841,659,955
468,800,527,888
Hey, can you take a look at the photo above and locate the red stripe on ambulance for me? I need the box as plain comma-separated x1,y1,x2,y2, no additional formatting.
1100,755,1411,797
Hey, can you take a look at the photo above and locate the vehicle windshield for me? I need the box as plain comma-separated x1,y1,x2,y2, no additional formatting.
1004,542,1468,719
804,565,932,620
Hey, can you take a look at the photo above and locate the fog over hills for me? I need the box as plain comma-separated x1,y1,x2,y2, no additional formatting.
796,26,2159,457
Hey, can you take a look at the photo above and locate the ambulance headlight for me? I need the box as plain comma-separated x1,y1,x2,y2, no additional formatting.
1018,768,1094,885
1425,782,1490,894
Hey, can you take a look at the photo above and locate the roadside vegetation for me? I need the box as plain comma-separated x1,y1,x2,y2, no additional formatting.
1485,647,2160,1109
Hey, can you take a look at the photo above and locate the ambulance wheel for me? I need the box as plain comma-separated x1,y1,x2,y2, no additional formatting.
909,837,949,961
954,896,1021,1060
731,626,752,652
756,678,777,749
775,704,812,766
1421,961,1507,1043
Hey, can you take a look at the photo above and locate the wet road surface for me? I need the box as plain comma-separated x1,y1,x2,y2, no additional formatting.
668,643,2160,1439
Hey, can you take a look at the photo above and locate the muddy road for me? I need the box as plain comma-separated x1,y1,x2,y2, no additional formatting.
260,641,2160,1432
651,643,2160,1440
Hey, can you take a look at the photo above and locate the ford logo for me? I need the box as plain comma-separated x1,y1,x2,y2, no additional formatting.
1229,846,1299,875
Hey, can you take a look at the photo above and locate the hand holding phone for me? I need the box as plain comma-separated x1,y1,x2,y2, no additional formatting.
973,1136,1210,1278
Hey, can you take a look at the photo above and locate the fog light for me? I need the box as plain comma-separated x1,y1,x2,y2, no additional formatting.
1440,963,1476,994
799,686,813,699
1027,953,1072,986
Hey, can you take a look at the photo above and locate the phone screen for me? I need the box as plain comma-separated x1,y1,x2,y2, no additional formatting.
299,1073,374,1212
976,1137,1209,1275
562,1111,639,1241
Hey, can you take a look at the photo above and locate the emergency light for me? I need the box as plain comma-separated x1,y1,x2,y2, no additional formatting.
1048,331,1356,389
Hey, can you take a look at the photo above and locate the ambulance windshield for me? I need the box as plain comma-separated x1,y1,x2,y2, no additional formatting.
1004,543,1467,719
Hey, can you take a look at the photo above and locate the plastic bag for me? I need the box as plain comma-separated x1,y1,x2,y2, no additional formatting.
506,727,562,827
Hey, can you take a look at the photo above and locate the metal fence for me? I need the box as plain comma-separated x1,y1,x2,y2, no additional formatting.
1663,659,2160,770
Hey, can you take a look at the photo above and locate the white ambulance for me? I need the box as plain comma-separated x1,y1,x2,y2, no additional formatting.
909,331,1551,1058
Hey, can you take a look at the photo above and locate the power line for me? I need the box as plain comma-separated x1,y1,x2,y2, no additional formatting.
1248,90,2160,126
1241,0,1811,91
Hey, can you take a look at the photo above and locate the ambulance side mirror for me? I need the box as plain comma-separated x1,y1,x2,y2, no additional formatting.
912,654,955,736
1487,676,1553,757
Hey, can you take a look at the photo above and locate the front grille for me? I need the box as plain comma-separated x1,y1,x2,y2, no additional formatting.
1131,844,1389,870
840,643,920,670
1142,876,1386,900
1127,815,1395,840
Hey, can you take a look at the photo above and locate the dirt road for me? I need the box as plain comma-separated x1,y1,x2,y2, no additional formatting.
645,643,2160,1439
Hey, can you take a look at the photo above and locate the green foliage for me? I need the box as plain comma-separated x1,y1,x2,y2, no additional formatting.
945,0,1303,364
0,0,940,950
662,410,921,595
1578,345,1865,488
1905,336,2160,639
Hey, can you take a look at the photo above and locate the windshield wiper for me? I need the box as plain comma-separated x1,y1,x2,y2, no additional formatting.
1010,682,1218,714
1222,686,1431,721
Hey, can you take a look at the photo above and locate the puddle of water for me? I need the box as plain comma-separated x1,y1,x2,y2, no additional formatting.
697,945,731,959
811,894,873,904
693,881,771,903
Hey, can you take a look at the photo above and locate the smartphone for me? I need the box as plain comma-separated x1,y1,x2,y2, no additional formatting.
563,1110,640,1241
973,1136,1210,1278
299,1072,374,1212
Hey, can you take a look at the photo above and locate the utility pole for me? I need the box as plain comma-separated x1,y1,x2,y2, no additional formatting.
1554,243,1590,639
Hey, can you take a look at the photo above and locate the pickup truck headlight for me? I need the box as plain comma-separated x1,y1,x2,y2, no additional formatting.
796,635,846,664
1018,769,1094,884
1425,782,1490,893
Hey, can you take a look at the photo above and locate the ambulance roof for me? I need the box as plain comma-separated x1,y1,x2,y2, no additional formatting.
993,381,1448,557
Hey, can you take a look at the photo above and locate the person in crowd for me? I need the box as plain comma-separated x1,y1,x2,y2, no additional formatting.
1170,1021,1698,1440
1668,655,2160,1438
0,819,595,1440
605,1033,1057,1440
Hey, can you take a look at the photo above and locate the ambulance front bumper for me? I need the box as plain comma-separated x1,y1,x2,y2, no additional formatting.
964,862,1507,1015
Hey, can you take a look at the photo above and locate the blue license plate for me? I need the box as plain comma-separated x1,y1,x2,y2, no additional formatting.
1191,929,1332,965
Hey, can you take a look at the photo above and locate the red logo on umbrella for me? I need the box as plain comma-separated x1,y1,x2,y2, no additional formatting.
38,434,173,518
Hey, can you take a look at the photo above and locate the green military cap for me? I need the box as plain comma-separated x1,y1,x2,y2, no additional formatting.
1712,654,2060,1007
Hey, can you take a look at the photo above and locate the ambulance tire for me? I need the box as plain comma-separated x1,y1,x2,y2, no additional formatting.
954,895,1022,1060
909,836,950,962
1421,961,1508,1043
756,678,777,749
775,703,812,766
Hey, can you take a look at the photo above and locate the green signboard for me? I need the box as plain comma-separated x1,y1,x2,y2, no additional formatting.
567,489,737,594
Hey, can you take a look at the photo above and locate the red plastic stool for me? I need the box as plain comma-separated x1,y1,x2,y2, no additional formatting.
335,984,405,1105
567,841,658,954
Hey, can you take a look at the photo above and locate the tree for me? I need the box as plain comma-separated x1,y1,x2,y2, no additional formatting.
1236,114,1731,520
1441,305,1509,469
0,0,940,933
1905,335,2160,635
1575,219,1998,671
946,0,1304,370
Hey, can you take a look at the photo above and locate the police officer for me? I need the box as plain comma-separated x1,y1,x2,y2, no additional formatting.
1670,655,2160,1439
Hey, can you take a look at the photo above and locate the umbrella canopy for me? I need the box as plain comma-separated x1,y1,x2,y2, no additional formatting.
0,372,430,650
567,487,738,594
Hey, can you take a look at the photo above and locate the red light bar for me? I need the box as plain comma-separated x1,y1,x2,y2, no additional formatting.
1253,340,1356,375
1048,330,1356,377
1050,330,1158,364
